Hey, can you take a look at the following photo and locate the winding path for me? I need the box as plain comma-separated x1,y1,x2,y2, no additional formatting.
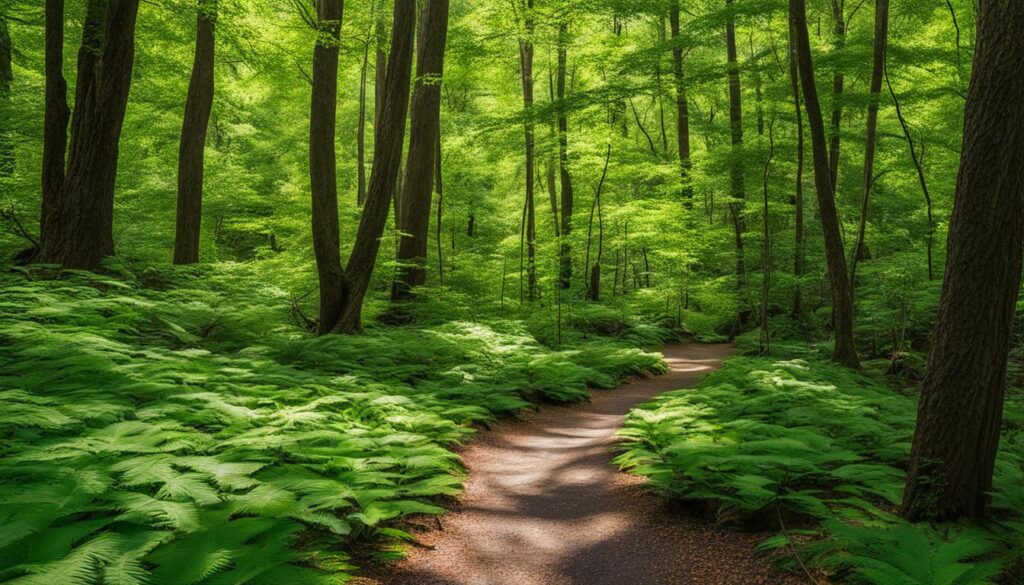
359,343,798,585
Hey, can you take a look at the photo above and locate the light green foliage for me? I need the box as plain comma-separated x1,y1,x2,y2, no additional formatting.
617,355,1024,583
0,263,664,583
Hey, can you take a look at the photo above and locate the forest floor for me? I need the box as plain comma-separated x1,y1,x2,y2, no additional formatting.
357,343,801,585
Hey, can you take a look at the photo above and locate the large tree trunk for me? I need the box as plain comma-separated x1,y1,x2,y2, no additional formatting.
725,0,746,291
518,0,536,302
850,0,888,286
392,0,449,299
173,0,217,265
788,20,805,320
900,0,1024,522
828,0,846,193
309,0,346,335
557,21,574,289
40,0,69,253
790,0,860,368
334,0,416,332
669,0,691,204
38,0,141,269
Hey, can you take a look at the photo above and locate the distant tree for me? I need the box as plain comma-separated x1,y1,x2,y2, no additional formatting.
556,21,574,290
725,0,747,293
173,0,217,265
668,0,691,204
901,0,1024,521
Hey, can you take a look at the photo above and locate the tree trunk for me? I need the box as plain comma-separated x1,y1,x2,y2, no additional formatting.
557,22,574,289
393,0,449,300
334,0,416,332
0,12,14,177
309,0,346,335
356,36,369,206
584,144,611,302
789,20,805,320
726,0,747,291
901,0,1024,522
518,0,536,302
40,0,70,252
790,0,860,368
173,0,217,265
669,0,692,204
828,0,846,193
38,0,141,269
850,0,888,286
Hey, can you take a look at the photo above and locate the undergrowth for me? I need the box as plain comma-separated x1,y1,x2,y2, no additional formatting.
0,263,665,584
617,355,1024,584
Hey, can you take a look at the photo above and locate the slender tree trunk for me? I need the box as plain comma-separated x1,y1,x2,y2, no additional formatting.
309,0,346,335
435,131,444,284
38,0,141,269
357,36,369,206
0,12,14,177
850,0,889,286
790,0,860,368
393,0,449,299
726,0,747,291
828,0,846,193
518,0,536,301
584,144,611,301
901,0,1024,521
789,21,805,320
557,22,574,289
173,0,217,265
669,0,692,204
760,119,775,355
40,0,69,252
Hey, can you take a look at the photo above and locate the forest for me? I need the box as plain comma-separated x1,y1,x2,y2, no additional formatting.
0,0,1022,583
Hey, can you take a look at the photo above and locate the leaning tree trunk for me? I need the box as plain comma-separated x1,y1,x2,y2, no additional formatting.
518,0,537,302
309,0,346,335
40,0,70,251
788,21,805,320
790,0,860,369
900,0,1024,522
850,0,888,287
173,0,217,265
669,0,692,204
557,21,574,289
38,0,141,269
333,0,416,333
725,0,747,292
392,0,449,299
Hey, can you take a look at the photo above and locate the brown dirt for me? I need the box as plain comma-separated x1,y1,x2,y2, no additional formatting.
356,343,804,585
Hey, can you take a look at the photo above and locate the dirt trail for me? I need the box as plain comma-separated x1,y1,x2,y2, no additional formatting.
359,343,798,585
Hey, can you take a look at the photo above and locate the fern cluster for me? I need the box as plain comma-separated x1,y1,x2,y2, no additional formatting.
616,356,1024,583
0,264,664,584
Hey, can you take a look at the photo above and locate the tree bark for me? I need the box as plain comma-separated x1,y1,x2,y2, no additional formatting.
38,0,141,269
726,0,747,291
557,21,574,289
173,0,217,265
901,0,1024,522
356,35,369,206
669,0,692,205
40,0,70,254
517,0,536,302
788,20,805,320
0,12,14,177
850,0,888,287
392,0,449,299
828,0,846,193
790,0,860,368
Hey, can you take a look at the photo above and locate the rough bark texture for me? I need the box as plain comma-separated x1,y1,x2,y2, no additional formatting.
725,0,746,290
40,0,70,255
669,0,691,204
790,0,860,368
788,21,805,320
173,0,217,265
556,22,574,289
850,0,888,286
38,0,141,269
901,0,1024,521
309,0,345,335
393,0,449,299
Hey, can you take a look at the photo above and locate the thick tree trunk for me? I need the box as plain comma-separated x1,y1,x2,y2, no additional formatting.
309,0,346,335
901,0,1024,522
518,0,536,302
557,22,574,289
334,0,416,332
725,0,746,290
788,21,805,320
828,0,846,193
392,0,449,299
173,0,216,265
38,0,141,269
790,0,860,368
40,0,70,253
850,0,888,286
669,0,692,205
